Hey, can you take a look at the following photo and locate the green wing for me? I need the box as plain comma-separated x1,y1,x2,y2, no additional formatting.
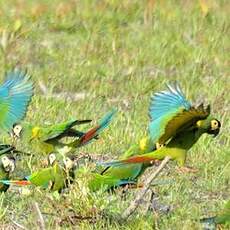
28,167,56,187
158,105,210,145
29,164,66,191
41,119,91,142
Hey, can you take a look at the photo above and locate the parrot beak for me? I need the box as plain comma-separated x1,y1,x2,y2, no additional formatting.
212,128,220,137
207,127,220,137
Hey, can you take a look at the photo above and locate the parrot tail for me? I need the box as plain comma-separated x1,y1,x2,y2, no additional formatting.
0,180,31,186
78,108,117,146
99,155,157,167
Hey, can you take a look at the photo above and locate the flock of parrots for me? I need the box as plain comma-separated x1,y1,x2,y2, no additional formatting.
0,69,229,227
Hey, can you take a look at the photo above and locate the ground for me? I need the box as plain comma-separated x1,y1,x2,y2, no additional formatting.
0,0,229,229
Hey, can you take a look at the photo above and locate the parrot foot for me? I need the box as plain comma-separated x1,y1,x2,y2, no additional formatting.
176,166,198,173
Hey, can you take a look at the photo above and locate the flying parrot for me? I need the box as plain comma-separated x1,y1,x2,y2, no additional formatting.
0,69,33,132
99,82,221,181
0,152,15,192
200,200,230,229
11,108,117,156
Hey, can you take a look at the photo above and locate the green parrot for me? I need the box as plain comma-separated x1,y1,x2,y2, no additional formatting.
48,154,137,192
0,152,86,192
0,69,33,132
200,200,230,229
99,82,221,184
0,160,69,192
11,108,117,156
0,153,15,192
86,172,136,192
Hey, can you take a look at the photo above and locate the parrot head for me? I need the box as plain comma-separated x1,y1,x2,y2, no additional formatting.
63,155,79,171
11,124,40,142
0,155,16,173
11,124,23,139
197,117,221,137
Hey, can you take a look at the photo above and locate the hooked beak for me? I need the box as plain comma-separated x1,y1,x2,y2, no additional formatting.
208,128,220,137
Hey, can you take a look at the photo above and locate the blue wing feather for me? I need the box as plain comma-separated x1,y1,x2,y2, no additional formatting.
0,69,33,131
97,108,117,134
149,82,191,142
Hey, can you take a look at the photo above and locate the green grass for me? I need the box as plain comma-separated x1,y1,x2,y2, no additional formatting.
0,0,229,229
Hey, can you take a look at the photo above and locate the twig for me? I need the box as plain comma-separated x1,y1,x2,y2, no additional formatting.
38,80,87,101
121,156,171,220
33,202,46,230
10,218,28,230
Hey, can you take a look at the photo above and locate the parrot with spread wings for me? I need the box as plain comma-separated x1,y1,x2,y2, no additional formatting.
99,82,221,183
0,69,33,132
11,108,117,156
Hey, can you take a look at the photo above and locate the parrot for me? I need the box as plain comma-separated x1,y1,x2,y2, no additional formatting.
0,69,33,132
200,200,230,229
86,172,136,192
11,108,117,156
99,82,221,181
0,153,16,192
0,159,69,192
0,152,89,192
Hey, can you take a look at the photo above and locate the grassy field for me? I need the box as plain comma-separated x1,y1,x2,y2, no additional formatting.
0,0,229,229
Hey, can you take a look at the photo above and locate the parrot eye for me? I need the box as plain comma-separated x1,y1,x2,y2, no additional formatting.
211,119,221,130
156,143,164,149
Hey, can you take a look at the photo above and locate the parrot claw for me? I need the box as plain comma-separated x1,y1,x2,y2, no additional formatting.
176,166,198,173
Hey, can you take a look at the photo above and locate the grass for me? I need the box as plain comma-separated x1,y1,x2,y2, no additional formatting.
0,0,229,229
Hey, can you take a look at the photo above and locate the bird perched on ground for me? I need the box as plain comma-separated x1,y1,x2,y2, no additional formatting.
0,155,69,192
0,69,33,132
100,82,221,176
0,153,15,192
200,200,230,229
0,152,92,192
11,108,117,156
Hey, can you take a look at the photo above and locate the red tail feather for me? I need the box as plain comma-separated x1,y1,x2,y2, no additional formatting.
80,126,99,145
123,156,156,164
14,180,31,186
